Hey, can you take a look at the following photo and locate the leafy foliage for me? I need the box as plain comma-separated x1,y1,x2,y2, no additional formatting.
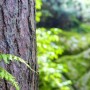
37,28,72,90
37,0,90,29
37,27,90,90
0,67,19,90
36,0,42,22
0,54,35,90
59,49,90,90
36,1,90,90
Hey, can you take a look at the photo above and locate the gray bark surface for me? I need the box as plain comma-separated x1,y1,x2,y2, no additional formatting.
0,0,38,90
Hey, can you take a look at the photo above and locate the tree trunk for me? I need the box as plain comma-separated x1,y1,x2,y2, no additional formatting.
0,0,38,90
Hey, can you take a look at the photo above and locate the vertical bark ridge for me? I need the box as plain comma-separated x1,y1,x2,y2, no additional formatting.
0,5,8,90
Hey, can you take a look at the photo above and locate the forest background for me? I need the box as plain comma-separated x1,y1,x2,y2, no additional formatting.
36,0,90,90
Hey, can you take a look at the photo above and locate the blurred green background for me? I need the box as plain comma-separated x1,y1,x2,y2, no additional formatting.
36,0,90,90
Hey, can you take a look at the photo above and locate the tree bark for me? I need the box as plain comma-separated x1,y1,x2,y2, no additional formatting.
0,0,38,90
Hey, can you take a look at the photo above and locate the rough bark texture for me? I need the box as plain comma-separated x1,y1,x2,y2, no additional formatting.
0,0,38,90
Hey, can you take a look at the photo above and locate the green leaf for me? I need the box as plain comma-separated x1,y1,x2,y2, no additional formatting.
0,54,36,73
0,67,20,90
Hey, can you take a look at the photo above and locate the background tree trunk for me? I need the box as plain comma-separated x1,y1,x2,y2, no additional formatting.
0,0,38,90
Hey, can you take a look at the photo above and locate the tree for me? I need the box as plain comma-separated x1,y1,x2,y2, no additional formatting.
0,0,38,90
